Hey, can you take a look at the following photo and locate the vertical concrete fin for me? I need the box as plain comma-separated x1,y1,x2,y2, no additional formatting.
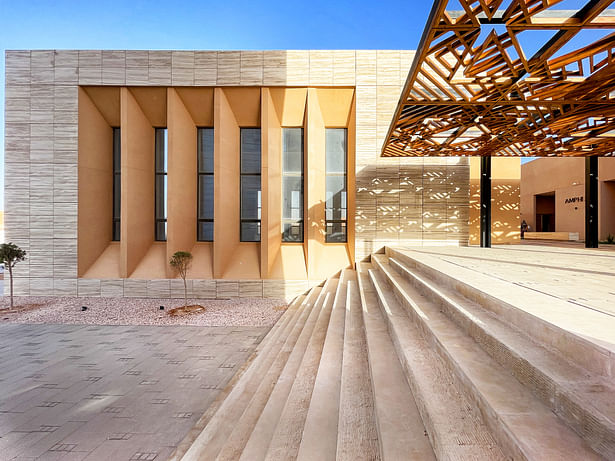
166,88,197,277
120,88,156,278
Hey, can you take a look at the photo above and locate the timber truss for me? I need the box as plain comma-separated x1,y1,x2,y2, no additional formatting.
383,0,615,157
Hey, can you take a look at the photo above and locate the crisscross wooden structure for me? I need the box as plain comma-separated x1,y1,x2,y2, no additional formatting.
383,0,615,157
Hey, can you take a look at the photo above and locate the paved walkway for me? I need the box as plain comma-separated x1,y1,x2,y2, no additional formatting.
0,323,269,460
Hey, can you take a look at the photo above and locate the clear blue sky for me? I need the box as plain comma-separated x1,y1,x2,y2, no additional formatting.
0,0,434,210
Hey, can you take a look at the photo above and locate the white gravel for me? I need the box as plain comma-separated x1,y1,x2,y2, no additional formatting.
0,296,287,327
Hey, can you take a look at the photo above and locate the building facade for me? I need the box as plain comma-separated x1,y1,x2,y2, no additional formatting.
4,50,518,299
521,158,615,241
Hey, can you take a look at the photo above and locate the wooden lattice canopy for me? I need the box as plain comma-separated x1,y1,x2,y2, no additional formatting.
383,0,615,157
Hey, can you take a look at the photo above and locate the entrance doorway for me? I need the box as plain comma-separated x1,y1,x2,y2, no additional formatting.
535,192,555,232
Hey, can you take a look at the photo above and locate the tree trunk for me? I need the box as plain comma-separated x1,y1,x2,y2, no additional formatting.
8,264,13,309
183,276,187,307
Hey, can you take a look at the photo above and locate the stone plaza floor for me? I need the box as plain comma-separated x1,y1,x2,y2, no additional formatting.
0,323,269,460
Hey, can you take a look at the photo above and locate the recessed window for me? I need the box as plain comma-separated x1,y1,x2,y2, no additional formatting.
325,128,347,243
112,127,121,241
240,128,261,242
155,128,168,241
282,128,303,242
197,128,214,241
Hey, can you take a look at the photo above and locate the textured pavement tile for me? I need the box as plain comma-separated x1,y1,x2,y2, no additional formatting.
0,323,268,459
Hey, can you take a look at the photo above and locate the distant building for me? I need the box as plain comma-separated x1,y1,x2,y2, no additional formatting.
521,158,615,241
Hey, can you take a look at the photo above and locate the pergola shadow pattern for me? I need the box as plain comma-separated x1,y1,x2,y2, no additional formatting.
384,0,615,157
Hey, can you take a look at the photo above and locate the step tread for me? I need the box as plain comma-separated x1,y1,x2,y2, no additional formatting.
255,294,306,353
296,270,349,461
357,265,436,461
181,286,320,461
388,248,615,367
336,274,381,461
372,256,602,460
214,286,327,461
386,254,615,453
237,282,329,461
264,277,339,461
360,262,507,461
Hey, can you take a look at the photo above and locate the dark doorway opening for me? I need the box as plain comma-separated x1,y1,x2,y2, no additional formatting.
535,192,555,232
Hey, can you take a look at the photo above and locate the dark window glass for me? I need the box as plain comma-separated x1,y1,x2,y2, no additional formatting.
197,128,214,241
241,175,261,220
240,128,261,242
325,128,347,243
155,128,167,241
112,128,121,241
241,129,261,174
282,128,303,242
241,221,261,243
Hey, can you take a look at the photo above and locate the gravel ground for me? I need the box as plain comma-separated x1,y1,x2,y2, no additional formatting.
0,296,287,327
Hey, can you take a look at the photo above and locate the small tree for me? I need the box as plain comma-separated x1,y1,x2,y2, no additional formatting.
169,251,193,306
0,242,27,309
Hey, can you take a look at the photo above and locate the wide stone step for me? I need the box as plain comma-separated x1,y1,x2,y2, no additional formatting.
180,286,321,461
296,269,349,461
370,255,602,460
264,276,339,460
383,252,615,459
356,264,436,460
335,272,381,461
237,281,331,461
385,247,615,380
215,283,333,461
360,262,506,460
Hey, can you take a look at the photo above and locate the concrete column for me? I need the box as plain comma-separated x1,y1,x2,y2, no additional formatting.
480,155,492,248
585,156,599,248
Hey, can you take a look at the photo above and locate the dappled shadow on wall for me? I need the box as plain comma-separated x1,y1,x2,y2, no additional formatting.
355,159,470,259
470,180,520,244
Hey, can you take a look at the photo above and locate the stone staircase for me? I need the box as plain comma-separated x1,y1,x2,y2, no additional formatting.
175,247,615,460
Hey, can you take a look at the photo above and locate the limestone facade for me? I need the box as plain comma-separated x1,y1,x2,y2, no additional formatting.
4,50,471,299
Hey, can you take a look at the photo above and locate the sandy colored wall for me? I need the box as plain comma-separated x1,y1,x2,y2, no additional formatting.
521,157,615,241
555,184,585,238
599,158,615,241
469,157,521,245
601,181,615,240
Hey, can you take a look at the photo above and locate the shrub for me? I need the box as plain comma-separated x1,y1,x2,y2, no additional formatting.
0,243,27,309
169,251,193,306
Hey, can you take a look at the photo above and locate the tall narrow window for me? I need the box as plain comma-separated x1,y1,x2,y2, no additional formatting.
240,128,261,242
325,128,347,243
155,128,168,241
197,128,214,241
112,127,121,241
282,128,303,242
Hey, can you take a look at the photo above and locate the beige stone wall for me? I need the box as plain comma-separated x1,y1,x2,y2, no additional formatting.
4,49,471,298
